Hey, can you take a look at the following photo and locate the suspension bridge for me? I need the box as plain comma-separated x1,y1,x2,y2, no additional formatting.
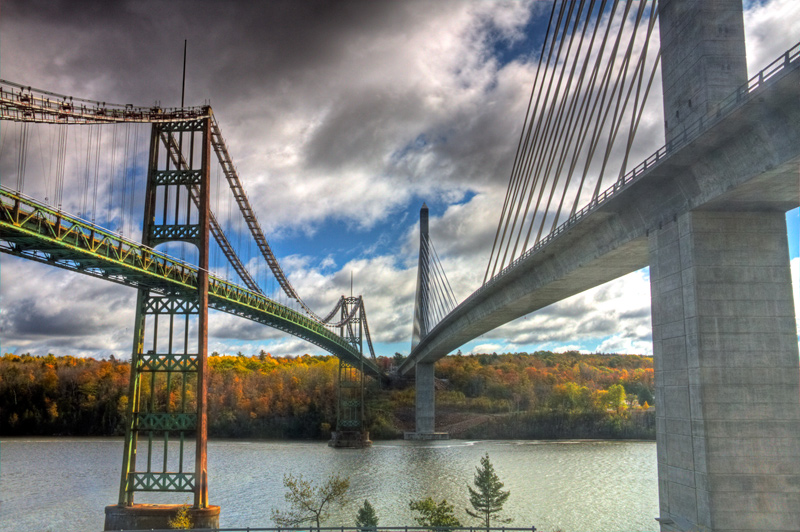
1,71,384,528
1,1,799,531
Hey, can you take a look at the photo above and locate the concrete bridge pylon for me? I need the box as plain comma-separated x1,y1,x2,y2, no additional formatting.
652,1,800,531
406,203,448,440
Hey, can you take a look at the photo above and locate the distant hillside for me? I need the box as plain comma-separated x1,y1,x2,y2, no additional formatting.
370,351,655,440
0,351,654,440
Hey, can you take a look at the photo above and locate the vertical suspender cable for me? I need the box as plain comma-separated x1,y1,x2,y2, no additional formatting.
16,122,29,193
55,124,68,211
34,124,50,203
92,125,102,223
121,123,131,236
108,124,118,230
128,125,139,240
81,124,89,218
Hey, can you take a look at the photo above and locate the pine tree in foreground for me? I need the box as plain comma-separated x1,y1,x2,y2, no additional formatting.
355,499,379,530
466,453,511,528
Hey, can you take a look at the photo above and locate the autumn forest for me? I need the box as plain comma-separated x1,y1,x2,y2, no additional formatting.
0,351,655,440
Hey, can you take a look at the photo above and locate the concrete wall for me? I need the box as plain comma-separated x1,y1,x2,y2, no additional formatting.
650,211,800,532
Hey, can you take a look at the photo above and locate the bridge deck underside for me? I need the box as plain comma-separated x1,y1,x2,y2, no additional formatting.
402,65,800,373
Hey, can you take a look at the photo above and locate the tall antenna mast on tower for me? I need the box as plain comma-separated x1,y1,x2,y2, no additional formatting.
181,39,187,107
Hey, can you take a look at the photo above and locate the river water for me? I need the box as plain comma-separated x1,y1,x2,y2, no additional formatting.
0,438,658,532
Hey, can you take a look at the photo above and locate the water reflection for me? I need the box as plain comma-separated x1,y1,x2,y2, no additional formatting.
0,438,657,532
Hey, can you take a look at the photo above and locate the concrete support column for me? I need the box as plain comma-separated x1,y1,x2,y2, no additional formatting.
649,210,800,532
659,0,747,144
415,362,435,434
404,361,447,440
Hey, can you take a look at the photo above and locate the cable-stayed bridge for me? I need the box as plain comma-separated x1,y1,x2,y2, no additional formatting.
401,2,800,532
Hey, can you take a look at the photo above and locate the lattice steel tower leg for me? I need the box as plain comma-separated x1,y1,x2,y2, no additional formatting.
105,114,220,530
329,296,372,448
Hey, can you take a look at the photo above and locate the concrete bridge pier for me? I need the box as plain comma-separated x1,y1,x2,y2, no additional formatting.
653,2,800,528
414,362,434,430
405,361,448,440
649,211,800,532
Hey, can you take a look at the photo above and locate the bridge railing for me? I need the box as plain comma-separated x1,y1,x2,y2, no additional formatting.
0,185,199,287
116,527,541,532
453,41,800,327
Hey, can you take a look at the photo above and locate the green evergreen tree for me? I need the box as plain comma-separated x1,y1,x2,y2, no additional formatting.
409,497,462,527
466,453,511,527
355,499,379,529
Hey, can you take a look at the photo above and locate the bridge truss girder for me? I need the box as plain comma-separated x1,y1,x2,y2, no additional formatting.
0,188,384,377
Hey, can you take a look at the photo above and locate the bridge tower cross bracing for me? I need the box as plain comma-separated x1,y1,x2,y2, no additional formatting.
329,296,373,448
652,2,800,531
105,115,220,530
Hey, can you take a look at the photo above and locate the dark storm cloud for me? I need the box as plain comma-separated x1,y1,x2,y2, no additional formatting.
4,0,538,239
4,1,420,109
0,257,136,354
2,297,104,337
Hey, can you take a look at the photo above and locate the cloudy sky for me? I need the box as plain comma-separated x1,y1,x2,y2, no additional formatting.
1,0,798,359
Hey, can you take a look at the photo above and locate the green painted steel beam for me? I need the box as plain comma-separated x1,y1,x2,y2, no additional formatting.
0,187,384,378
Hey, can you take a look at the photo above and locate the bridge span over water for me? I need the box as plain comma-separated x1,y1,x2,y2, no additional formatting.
402,42,800,370
1,53,384,531
403,2,800,531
